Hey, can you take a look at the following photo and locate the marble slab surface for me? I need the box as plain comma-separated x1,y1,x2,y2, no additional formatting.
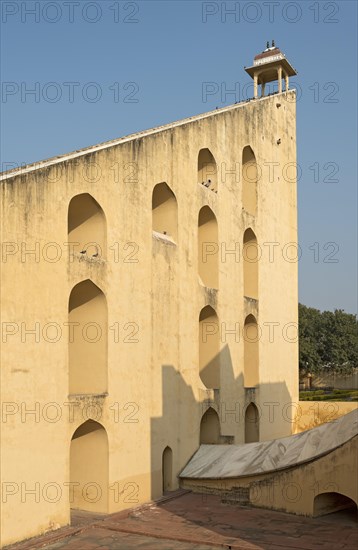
180,409,358,479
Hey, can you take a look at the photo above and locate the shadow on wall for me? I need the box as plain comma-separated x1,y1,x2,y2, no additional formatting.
199,305,220,389
149,347,293,502
149,363,357,536
66,322,292,519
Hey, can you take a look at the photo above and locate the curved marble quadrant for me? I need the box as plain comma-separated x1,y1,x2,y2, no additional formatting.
180,409,358,479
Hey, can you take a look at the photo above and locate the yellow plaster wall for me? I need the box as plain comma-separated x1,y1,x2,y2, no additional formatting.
0,91,298,546
293,401,358,433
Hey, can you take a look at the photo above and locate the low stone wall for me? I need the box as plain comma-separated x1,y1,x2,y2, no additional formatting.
301,371,358,390
313,371,358,389
293,400,358,433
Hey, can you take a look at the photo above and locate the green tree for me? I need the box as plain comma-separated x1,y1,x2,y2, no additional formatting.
298,304,322,373
298,304,358,374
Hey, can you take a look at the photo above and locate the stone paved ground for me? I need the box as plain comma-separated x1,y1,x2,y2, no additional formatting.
39,529,223,550
7,492,358,550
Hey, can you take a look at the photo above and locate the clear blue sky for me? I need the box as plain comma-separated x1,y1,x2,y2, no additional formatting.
1,0,357,314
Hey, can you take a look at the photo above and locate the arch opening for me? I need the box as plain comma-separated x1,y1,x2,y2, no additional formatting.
69,279,107,395
245,402,259,443
198,148,218,192
313,493,357,518
68,193,106,258
162,446,174,493
152,182,178,241
199,305,220,390
198,206,218,288
200,407,221,444
244,314,259,388
242,146,257,215
243,228,258,299
70,420,108,513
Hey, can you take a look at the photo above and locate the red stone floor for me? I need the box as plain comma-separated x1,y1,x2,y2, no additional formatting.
6,491,358,550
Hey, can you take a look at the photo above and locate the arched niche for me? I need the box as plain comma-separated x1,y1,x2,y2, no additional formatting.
200,407,221,444
198,206,218,288
152,182,178,241
69,279,107,395
199,305,220,390
70,420,108,513
242,146,257,215
162,446,174,493
68,193,106,258
244,402,259,443
243,228,258,299
243,314,259,388
313,492,357,517
198,148,218,192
